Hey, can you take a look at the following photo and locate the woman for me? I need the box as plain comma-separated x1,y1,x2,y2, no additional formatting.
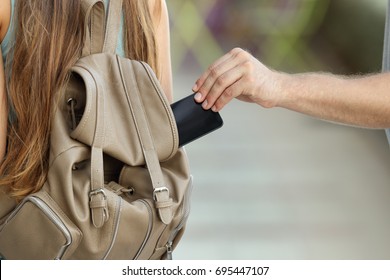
0,0,173,200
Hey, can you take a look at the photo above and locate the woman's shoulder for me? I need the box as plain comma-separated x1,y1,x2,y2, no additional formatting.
0,0,12,43
148,0,164,17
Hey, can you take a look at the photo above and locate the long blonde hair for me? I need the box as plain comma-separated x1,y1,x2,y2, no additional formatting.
0,0,160,201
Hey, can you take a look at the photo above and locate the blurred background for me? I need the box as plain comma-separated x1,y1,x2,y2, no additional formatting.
166,0,390,259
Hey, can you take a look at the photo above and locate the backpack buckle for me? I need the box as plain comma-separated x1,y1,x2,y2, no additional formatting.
89,188,107,199
89,188,109,228
153,187,169,200
153,187,173,225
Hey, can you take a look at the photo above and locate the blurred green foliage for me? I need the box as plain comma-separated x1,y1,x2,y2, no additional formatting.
168,0,387,74
319,0,386,74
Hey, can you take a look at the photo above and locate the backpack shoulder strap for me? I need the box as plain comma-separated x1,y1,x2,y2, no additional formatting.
81,0,123,56
103,0,124,54
81,0,105,56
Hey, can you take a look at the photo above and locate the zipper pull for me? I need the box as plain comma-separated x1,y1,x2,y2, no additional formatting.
166,241,173,260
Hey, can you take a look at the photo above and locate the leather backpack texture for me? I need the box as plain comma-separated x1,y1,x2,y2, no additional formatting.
0,0,192,260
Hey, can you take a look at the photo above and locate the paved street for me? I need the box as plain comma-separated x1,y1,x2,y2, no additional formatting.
172,72,390,260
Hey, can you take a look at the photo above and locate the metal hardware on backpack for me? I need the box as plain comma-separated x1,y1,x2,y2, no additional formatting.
0,0,193,259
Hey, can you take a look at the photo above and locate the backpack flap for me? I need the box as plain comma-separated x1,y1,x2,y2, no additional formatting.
68,57,179,165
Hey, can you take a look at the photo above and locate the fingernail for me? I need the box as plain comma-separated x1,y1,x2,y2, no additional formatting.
211,106,217,112
192,84,198,92
202,99,208,109
194,92,202,102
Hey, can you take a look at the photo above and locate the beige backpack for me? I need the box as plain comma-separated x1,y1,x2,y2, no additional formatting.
0,0,192,260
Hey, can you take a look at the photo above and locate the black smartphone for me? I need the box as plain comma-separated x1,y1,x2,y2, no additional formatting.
171,93,224,147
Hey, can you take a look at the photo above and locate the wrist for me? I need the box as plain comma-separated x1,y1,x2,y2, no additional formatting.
265,71,291,108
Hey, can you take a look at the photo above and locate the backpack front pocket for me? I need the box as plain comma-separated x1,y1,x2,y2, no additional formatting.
0,192,82,260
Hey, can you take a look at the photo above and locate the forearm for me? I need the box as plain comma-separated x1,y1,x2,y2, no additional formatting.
276,72,390,128
1,6,8,160
0,54,7,160
0,90,6,159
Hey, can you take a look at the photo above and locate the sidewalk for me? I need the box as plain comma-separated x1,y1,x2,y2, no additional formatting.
172,72,390,260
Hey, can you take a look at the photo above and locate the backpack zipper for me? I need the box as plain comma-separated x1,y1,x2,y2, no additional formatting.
102,195,122,259
134,199,153,259
165,176,193,260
